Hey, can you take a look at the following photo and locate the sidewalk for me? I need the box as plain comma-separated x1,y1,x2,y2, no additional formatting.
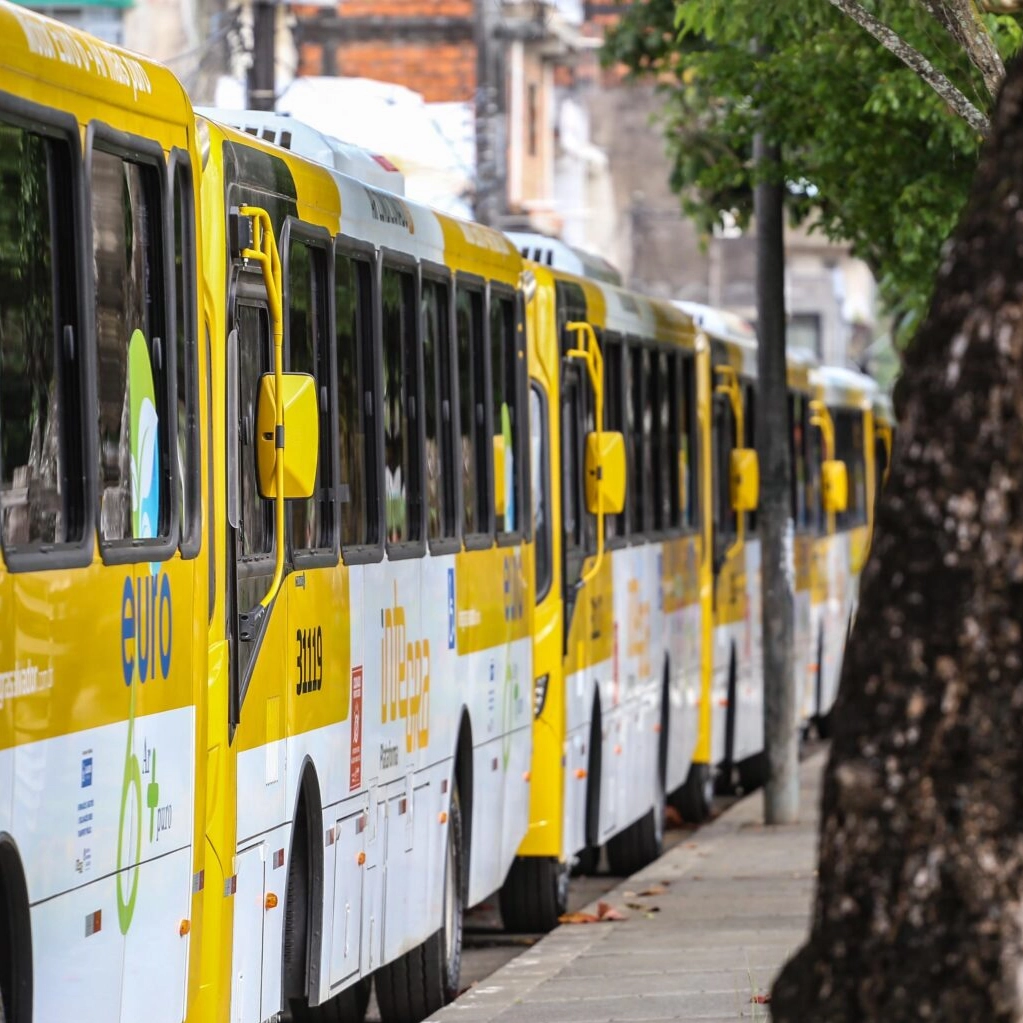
431,750,825,1023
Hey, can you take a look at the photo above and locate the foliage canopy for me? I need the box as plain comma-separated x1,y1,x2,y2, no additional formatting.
602,0,1023,335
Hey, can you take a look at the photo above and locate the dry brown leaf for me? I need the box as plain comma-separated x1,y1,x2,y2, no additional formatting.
751,993,771,1004
596,902,627,921
636,885,667,897
558,911,600,925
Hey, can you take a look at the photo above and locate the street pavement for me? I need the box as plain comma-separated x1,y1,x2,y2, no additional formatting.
428,750,825,1022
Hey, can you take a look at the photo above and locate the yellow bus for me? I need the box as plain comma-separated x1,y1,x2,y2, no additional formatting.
192,109,535,1023
499,244,717,930
0,6,208,1023
804,366,878,734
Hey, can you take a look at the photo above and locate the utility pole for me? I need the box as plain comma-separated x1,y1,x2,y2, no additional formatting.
756,127,799,824
474,0,506,226
248,0,276,111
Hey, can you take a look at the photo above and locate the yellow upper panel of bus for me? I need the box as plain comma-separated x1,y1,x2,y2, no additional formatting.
199,112,522,286
0,0,192,132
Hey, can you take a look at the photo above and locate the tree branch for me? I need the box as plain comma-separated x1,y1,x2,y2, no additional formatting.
824,0,990,134
918,0,1004,100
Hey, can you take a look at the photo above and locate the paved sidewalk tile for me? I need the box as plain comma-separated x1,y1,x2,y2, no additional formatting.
429,751,825,1022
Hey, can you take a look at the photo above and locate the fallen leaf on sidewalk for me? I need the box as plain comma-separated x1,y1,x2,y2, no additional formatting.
751,993,771,1004
636,885,667,896
597,901,627,921
558,911,600,924
625,902,645,911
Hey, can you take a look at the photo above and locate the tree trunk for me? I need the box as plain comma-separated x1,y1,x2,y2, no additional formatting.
772,51,1023,1021
755,130,798,825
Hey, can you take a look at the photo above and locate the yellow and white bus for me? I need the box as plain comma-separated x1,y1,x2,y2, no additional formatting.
498,242,719,930
193,109,535,1023
0,7,208,1023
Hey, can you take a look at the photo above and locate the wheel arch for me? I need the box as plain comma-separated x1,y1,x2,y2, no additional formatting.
454,710,474,894
0,833,32,1023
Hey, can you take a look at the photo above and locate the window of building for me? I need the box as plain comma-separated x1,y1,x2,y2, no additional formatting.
0,123,85,554
788,313,822,358
91,148,172,547
336,250,378,549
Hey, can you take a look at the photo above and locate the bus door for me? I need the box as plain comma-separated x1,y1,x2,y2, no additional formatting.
709,361,758,771
224,206,320,1023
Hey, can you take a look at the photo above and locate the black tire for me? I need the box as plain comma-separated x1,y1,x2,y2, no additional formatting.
376,787,464,1023
814,632,833,738
670,762,714,823
0,984,6,1023
499,856,569,933
284,808,311,1013
737,751,769,793
571,844,599,877
605,770,665,877
573,703,603,877
716,655,739,795
291,977,371,1023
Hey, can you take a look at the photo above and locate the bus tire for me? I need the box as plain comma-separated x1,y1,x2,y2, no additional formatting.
292,977,371,1023
376,787,464,1023
498,856,568,933
605,771,665,877
738,751,769,793
671,762,714,823
0,984,5,1023
573,702,603,877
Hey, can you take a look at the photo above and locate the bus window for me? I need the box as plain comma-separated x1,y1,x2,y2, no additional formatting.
423,277,457,542
743,383,757,534
561,369,587,588
92,148,171,547
627,345,647,535
490,289,521,535
789,393,808,531
287,233,334,556
0,124,84,553
172,159,200,555
653,350,671,531
336,250,378,549
456,284,489,539
234,302,273,560
712,390,737,566
640,347,654,532
834,409,867,529
530,384,551,600
681,355,699,530
603,335,626,541
382,264,421,546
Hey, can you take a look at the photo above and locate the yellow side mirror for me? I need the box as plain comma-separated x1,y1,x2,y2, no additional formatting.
730,448,759,512
822,459,848,514
256,372,319,499
585,431,626,516
493,434,507,518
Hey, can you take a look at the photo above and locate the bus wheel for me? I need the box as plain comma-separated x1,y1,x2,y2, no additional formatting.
377,787,464,1023
499,856,569,933
738,752,769,793
293,977,371,1023
671,762,714,823
606,770,665,877
0,983,6,1023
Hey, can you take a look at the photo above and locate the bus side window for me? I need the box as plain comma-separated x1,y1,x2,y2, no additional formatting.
382,264,422,546
744,382,757,534
0,123,85,554
287,231,335,558
456,284,489,540
530,384,552,600
92,147,173,549
603,335,626,540
639,346,654,533
423,277,457,543
712,389,737,566
653,350,671,531
172,158,200,557
336,250,378,550
789,393,808,531
681,355,699,531
834,409,866,530
627,344,645,537
490,288,521,536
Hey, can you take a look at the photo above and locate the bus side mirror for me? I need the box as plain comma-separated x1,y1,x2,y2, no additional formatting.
256,372,319,499
730,448,759,512
493,434,506,518
822,459,848,514
585,431,626,516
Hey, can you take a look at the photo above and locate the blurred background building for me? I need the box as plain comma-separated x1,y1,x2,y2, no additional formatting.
13,0,887,372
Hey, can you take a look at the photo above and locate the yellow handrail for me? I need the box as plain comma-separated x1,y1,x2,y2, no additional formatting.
238,205,286,609
565,320,605,588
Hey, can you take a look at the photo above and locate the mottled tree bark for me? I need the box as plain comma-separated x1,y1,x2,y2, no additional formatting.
772,52,1023,1022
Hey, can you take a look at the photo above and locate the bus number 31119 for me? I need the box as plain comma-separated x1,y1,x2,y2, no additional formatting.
296,626,324,695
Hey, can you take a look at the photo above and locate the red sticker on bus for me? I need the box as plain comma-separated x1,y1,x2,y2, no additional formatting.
350,666,363,791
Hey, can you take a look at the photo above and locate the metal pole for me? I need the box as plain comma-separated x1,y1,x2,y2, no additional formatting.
755,128,799,824
248,0,276,111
